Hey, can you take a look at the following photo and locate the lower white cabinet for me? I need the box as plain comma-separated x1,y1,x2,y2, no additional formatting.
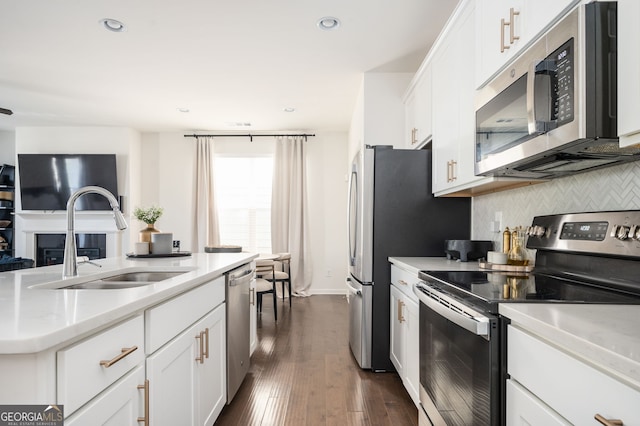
65,365,146,426
390,265,420,408
147,302,226,426
507,325,640,425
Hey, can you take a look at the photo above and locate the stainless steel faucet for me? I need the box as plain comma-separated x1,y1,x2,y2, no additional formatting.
63,186,128,279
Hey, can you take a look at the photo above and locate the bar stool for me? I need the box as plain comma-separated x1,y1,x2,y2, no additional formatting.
255,259,277,321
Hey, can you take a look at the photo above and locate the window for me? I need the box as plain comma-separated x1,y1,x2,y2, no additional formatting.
214,155,273,253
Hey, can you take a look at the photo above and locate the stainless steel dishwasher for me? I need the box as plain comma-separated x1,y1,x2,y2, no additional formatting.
225,262,254,403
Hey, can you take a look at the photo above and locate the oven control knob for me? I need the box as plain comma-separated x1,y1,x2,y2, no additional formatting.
615,225,631,240
630,225,640,240
527,225,546,238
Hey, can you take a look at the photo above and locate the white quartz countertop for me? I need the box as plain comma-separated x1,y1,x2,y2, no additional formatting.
500,303,640,391
0,252,257,354
389,256,484,275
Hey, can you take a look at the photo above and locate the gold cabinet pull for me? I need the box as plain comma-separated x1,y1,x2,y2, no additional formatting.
398,279,408,286
195,332,204,364
411,128,418,145
250,287,255,306
203,327,210,359
397,299,405,323
447,160,457,182
500,18,510,53
446,161,452,182
99,346,138,368
594,414,623,426
137,379,149,426
509,8,520,44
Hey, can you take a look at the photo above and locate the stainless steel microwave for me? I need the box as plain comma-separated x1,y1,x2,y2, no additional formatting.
475,2,640,179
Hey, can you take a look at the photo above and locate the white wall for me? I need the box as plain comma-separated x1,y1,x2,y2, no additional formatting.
0,131,15,165
13,127,141,257
140,131,348,294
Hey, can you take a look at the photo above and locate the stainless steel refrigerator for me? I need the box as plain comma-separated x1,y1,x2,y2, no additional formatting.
346,145,470,371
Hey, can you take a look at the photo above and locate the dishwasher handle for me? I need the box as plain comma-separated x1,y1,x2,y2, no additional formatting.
228,268,254,286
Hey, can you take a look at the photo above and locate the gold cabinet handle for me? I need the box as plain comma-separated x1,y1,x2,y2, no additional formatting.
446,161,452,182
398,279,408,286
447,160,457,182
397,299,405,323
195,332,204,364
250,287,255,306
411,128,418,145
500,18,510,53
594,414,623,426
509,8,520,43
203,327,210,359
137,379,149,426
99,346,138,368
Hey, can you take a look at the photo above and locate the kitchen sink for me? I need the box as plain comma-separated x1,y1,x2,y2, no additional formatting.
62,271,188,289
30,267,195,290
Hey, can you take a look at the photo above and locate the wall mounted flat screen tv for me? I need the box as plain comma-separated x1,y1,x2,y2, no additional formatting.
18,154,119,211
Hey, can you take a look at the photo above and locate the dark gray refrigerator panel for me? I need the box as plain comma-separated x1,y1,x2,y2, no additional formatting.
349,145,470,372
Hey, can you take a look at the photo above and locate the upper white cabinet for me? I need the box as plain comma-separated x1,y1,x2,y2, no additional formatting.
432,0,482,195
475,0,579,88
618,0,640,147
403,63,433,149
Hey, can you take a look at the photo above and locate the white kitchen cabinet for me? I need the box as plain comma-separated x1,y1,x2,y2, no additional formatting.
506,379,570,426
57,314,145,415
147,303,226,426
389,284,404,374
390,265,420,408
507,325,640,425
431,0,481,195
403,63,432,149
618,0,640,147
65,366,146,426
475,0,578,88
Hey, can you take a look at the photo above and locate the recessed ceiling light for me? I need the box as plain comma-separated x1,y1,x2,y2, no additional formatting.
225,122,252,127
317,16,340,31
283,107,296,113
177,108,190,113
99,18,126,33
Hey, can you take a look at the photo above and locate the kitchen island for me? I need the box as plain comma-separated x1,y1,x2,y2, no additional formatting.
0,251,257,425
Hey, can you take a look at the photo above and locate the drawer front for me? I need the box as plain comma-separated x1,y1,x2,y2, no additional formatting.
145,276,225,354
508,325,640,425
58,315,144,416
391,265,419,302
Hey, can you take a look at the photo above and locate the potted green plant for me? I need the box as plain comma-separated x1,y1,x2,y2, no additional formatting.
133,205,164,242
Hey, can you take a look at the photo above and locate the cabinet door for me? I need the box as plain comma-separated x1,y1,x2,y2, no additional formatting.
146,322,198,426
432,1,479,194
195,304,226,426
475,0,578,88
389,285,404,375
618,0,640,147
506,379,570,425
65,366,146,426
403,297,420,408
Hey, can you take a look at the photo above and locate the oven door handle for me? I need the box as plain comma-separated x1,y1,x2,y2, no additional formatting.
413,283,491,338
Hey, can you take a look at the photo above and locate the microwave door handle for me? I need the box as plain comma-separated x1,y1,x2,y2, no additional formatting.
526,61,539,135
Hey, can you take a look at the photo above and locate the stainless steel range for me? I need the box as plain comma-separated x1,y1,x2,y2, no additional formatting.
413,211,640,426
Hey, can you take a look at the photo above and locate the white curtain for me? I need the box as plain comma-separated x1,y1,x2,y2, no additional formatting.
271,135,312,296
193,136,220,251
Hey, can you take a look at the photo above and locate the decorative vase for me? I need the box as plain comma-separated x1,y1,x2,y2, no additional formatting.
139,223,160,243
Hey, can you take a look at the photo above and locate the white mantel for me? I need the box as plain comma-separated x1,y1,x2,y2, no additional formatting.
15,211,128,260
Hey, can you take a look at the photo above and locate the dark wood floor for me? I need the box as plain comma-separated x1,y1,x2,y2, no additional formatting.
215,295,418,426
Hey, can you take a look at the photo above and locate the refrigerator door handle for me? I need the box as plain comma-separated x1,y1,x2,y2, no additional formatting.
347,167,358,267
345,277,361,296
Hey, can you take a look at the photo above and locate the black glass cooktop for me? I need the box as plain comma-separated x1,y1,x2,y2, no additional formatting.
418,270,640,314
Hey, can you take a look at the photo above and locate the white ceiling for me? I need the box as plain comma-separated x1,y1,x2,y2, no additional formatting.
0,0,458,133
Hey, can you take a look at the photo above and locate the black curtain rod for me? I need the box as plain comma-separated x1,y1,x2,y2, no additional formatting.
184,133,315,142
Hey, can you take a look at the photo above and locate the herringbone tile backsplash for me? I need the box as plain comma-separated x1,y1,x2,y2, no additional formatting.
472,161,640,249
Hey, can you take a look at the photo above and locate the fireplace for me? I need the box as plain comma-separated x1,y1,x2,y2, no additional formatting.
35,233,107,267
